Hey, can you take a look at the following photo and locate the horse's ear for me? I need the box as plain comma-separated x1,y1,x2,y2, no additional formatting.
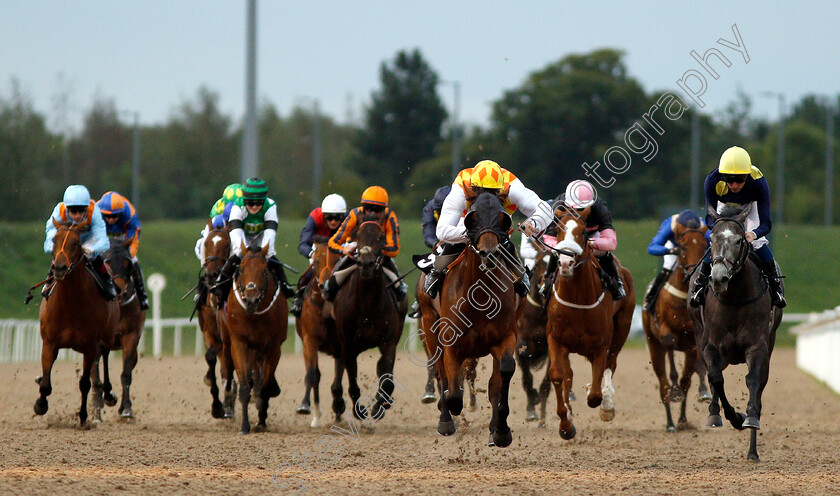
260,244,268,257
673,222,686,237
734,204,751,224
464,210,477,232
700,224,709,234
463,183,478,203
240,241,247,254
707,205,720,222
122,236,132,248
52,217,62,229
207,219,214,230
499,212,512,232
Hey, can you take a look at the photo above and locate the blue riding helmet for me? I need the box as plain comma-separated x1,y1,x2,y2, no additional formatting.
676,209,701,228
63,185,92,207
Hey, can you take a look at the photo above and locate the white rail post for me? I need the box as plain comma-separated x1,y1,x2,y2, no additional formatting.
147,273,167,359
174,324,182,356
195,326,203,356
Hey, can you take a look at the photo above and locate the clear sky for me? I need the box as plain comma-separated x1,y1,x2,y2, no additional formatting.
2,1,838,132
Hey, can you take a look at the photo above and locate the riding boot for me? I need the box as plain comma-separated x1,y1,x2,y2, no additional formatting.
424,269,444,299
194,274,208,310
761,259,787,308
131,260,150,310
514,268,531,298
689,259,712,307
290,286,306,317
211,255,240,308
408,299,421,319
268,256,297,299
41,267,55,299
642,268,672,314
90,255,118,301
382,257,407,301
323,256,353,302
597,252,625,300
539,255,558,301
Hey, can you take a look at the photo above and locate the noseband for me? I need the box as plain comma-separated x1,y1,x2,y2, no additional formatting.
53,227,84,273
233,252,277,314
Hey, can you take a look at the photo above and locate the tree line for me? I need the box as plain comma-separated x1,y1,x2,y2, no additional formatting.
2,48,838,223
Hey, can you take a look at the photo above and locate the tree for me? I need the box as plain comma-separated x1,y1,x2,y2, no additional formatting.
487,49,648,202
350,49,447,193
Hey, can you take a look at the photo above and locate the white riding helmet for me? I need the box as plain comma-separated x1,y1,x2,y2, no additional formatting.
321,193,347,215
63,185,92,207
564,179,597,209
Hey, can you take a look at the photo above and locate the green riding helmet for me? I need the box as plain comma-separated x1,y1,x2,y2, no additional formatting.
242,177,268,200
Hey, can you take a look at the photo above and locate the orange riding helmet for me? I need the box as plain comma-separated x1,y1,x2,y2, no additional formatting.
361,186,389,207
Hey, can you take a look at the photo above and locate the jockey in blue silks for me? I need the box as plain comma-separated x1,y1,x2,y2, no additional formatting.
642,209,703,313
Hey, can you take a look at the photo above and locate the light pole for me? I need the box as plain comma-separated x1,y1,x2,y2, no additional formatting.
762,91,786,224
690,109,700,211
241,0,259,181
825,98,835,226
296,98,322,209
441,80,461,178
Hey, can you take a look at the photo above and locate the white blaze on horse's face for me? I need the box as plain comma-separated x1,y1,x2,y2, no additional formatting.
211,234,223,246
556,218,583,277
710,226,743,292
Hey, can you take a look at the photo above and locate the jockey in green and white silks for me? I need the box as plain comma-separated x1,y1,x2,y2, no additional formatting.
210,177,295,306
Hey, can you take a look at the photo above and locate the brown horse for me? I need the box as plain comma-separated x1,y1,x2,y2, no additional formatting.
295,242,340,427
35,221,119,426
425,192,519,447
642,221,711,432
331,220,407,423
225,243,288,434
515,250,553,426
198,222,236,419
415,275,479,410
546,209,635,439
90,238,145,421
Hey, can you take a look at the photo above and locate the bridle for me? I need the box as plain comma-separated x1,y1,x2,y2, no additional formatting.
233,252,279,314
356,221,385,272
675,227,706,283
202,228,230,273
710,218,750,281
53,227,84,274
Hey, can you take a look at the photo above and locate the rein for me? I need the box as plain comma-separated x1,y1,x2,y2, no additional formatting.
232,253,279,314
53,227,84,274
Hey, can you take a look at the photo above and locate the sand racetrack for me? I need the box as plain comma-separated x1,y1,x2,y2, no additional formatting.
1,346,838,496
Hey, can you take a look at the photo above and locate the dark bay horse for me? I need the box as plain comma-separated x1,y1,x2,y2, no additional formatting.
546,208,635,440
225,243,288,434
90,237,145,421
331,220,407,422
295,242,340,427
689,204,783,462
426,192,519,447
198,222,236,419
516,250,552,426
642,220,711,432
35,221,119,426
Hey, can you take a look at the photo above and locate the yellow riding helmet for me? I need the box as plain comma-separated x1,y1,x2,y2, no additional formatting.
470,160,504,189
718,146,752,175
361,186,388,206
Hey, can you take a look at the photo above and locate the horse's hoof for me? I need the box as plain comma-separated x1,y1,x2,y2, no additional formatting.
119,409,135,421
747,453,761,463
525,411,538,422
310,417,321,428
104,393,118,407
223,408,234,419
668,388,685,403
371,403,386,421
666,425,677,433
538,421,547,429
33,398,48,416
421,392,437,404
34,376,42,385
204,376,213,387
437,420,456,436
253,424,266,433
731,412,746,430
353,404,368,420
599,407,615,422
697,390,712,403
706,415,723,428
492,429,512,448
587,395,602,409
296,405,311,415
559,425,577,440
446,397,463,416
743,416,760,430
238,430,249,435
211,402,225,419
568,390,576,402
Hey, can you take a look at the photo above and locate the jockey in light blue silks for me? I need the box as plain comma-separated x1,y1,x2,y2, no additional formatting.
43,184,117,300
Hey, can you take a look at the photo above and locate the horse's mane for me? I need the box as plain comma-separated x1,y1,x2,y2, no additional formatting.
245,244,263,254
717,204,750,221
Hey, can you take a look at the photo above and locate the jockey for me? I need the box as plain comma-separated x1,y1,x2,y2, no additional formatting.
544,179,626,300
210,177,296,305
97,191,149,310
44,185,117,300
424,160,553,299
642,209,703,313
689,146,786,308
192,182,242,312
322,186,406,302
289,193,348,316
422,185,452,249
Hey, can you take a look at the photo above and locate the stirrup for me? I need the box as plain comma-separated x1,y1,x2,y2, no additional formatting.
689,284,707,307
424,271,443,299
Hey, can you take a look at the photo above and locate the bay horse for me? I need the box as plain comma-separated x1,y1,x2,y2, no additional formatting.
294,242,340,427
225,243,288,434
642,219,711,432
415,273,479,411
425,191,519,447
689,204,783,462
90,237,145,421
545,208,635,439
198,222,236,419
331,220,407,423
35,221,119,426
516,250,552,426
